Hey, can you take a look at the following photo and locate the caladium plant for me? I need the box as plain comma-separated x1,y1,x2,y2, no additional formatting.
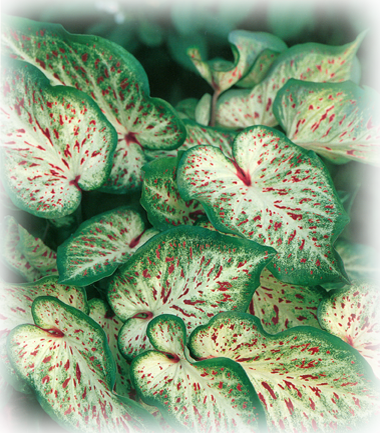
1,11,380,433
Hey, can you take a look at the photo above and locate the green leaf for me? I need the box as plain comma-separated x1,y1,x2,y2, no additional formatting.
215,32,366,129
0,276,88,394
175,98,198,120
318,281,380,379
7,297,154,432
248,268,326,334
267,0,316,39
141,157,206,231
88,298,133,398
1,216,57,282
190,312,380,432
108,226,275,360
194,93,212,126
273,79,380,165
1,59,117,218
57,206,158,286
131,314,266,433
177,125,349,286
1,15,186,192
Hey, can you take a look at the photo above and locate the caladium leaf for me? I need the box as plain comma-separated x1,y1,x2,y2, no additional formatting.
194,93,212,126
0,376,13,411
108,226,275,360
141,157,206,231
318,281,380,379
177,125,349,286
175,98,198,120
145,119,236,161
273,79,380,165
215,33,365,129
1,59,117,218
88,298,133,397
1,216,57,282
236,49,282,89
187,30,287,94
190,312,380,432
1,15,186,192
248,268,326,334
57,206,158,286
131,314,266,433
0,276,87,394
7,297,155,432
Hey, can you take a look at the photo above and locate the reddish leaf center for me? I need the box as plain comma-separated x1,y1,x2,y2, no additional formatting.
164,352,180,363
125,132,142,148
69,175,81,190
129,230,146,249
132,311,154,320
43,328,65,338
231,160,251,186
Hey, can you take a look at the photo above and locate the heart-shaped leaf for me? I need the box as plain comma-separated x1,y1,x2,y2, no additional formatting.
215,33,365,129
141,157,206,231
7,296,156,432
190,312,380,432
318,281,380,379
0,277,88,394
131,314,266,433
1,15,186,192
1,216,57,282
108,226,275,360
248,268,326,334
57,206,158,286
1,59,117,218
88,298,133,398
177,125,349,286
273,79,380,165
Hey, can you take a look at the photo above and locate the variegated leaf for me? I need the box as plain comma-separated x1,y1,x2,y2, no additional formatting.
1,216,57,282
318,281,380,379
215,33,365,129
0,277,87,394
7,297,154,432
273,79,380,165
1,15,186,192
88,298,133,398
145,119,235,161
0,376,13,410
187,30,287,94
131,314,266,433
57,206,158,286
248,268,326,334
190,312,380,432
194,93,212,126
236,49,282,89
108,226,275,360
1,59,117,218
141,157,206,231
177,125,349,286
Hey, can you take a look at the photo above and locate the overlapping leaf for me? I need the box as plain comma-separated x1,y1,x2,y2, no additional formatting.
318,281,380,378
1,216,57,282
88,298,133,397
248,268,326,334
0,277,87,394
108,226,275,360
187,30,287,94
141,157,206,231
1,15,186,192
190,312,380,432
7,297,154,432
177,125,349,286
131,314,266,433
273,79,380,165
57,206,158,286
215,33,365,129
1,59,117,218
